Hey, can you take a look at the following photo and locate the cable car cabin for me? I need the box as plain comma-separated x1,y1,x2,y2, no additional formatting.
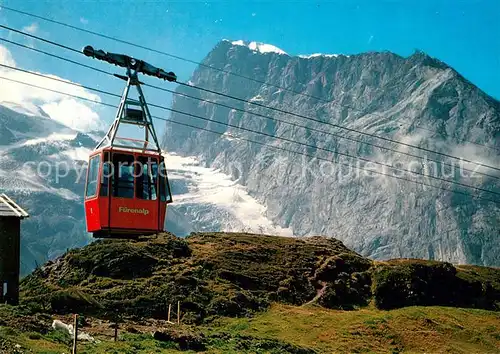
84,148,173,238
81,45,178,238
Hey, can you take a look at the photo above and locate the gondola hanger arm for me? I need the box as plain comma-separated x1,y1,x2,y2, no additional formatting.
82,45,177,82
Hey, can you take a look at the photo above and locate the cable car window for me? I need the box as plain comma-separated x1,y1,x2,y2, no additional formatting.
100,152,110,197
85,154,101,198
112,153,135,198
159,160,172,203
136,156,158,200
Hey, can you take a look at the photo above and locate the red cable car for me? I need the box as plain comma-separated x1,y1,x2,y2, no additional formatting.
83,46,176,238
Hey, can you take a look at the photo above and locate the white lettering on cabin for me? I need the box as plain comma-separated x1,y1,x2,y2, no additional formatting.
118,207,150,216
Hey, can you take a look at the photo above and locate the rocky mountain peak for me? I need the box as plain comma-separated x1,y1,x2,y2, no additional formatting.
408,49,451,70
164,41,500,266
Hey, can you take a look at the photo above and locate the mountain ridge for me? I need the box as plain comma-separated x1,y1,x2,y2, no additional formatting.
163,40,500,265
210,40,500,107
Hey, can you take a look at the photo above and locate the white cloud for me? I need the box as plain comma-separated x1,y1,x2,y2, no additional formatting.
0,45,105,132
22,23,38,34
80,17,89,25
42,99,103,132
0,45,16,66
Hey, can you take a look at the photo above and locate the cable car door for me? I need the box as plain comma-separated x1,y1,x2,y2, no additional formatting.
134,155,160,231
109,152,137,231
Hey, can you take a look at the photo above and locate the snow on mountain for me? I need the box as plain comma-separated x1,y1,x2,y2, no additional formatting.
222,39,349,59
298,53,349,58
165,153,294,236
0,45,108,273
21,133,77,147
1,101,50,118
0,102,97,274
228,39,288,55
0,110,93,197
223,39,351,59
60,146,93,162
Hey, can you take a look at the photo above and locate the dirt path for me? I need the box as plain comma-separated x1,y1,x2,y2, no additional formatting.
303,256,334,306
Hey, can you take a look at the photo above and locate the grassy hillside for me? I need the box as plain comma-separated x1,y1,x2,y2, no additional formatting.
212,304,500,353
3,232,499,353
20,233,373,321
1,303,500,353
20,233,500,321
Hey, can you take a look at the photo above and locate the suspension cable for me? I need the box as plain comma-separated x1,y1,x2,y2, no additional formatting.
0,72,499,204
0,35,498,181
0,23,498,173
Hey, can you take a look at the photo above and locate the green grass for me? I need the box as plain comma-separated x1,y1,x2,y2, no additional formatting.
77,334,185,354
0,328,187,354
207,303,500,353
0,327,69,353
1,304,499,353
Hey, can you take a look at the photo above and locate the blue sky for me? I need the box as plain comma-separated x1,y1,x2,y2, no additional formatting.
0,0,499,134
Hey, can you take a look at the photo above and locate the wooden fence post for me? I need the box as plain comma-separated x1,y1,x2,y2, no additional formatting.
177,301,180,325
114,322,118,342
167,303,172,322
72,314,78,354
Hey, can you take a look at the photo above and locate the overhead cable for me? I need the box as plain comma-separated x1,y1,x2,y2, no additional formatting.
1,71,499,204
0,5,331,102
1,34,498,181
1,22,498,173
